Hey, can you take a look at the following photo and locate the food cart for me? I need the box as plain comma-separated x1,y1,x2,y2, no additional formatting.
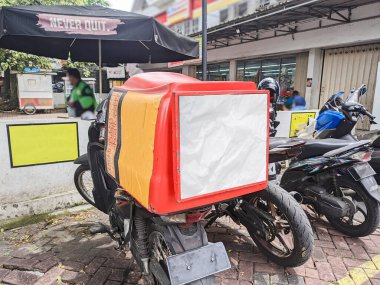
15,72,56,115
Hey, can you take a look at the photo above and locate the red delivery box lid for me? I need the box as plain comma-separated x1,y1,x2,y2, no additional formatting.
105,72,269,214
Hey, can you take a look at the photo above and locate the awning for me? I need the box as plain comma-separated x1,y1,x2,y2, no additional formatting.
191,0,379,49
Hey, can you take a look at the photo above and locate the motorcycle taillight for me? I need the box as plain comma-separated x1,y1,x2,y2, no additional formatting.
162,209,211,226
186,209,210,224
350,151,373,162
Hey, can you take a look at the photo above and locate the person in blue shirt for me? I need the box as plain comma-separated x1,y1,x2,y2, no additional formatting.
292,90,307,110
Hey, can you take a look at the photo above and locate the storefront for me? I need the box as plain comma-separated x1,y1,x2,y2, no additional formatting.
194,53,308,98
142,0,380,131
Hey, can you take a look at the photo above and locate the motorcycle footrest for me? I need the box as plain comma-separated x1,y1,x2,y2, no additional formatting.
89,223,111,235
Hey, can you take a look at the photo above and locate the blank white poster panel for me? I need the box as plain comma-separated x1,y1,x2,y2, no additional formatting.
179,93,268,199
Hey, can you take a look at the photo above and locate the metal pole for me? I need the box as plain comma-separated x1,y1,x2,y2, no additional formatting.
202,0,207,81
98,39,102,97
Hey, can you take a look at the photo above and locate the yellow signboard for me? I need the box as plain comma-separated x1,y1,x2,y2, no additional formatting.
7,123,79,168
289,112,316,138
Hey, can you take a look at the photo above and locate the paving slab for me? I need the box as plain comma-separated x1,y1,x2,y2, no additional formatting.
1,208,380,284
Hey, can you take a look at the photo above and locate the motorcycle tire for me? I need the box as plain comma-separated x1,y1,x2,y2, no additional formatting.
325,177,380,237
246,182,314,267
74,165,96,207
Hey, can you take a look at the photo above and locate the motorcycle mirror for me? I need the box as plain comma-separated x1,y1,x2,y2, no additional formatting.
360,86,368,97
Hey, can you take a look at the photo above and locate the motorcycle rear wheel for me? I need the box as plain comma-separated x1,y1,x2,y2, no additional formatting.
325,177,380,237
148,225,172,285
74,165,96,207
246,182,314,267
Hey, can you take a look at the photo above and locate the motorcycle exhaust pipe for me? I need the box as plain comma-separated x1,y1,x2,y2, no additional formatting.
289,191,303,203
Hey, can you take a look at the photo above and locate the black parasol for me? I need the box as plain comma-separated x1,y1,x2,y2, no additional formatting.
0,5,199,92
0,5,199,63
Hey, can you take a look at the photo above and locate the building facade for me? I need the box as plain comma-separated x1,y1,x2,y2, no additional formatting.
133,0,283,35
134,0,380,130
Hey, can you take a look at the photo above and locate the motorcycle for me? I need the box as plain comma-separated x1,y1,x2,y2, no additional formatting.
309,84,380,184
74,72,302,284
206,138,314,267
79,91,234,284
280,85,380,237
73,98,107,207
74,82,314,270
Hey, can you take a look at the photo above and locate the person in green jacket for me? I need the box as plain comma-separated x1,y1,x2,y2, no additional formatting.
67,68,97,119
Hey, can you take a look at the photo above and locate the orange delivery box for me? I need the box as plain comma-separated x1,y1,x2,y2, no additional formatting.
105,72,269,214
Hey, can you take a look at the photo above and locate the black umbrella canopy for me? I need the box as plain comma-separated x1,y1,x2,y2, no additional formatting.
0,5,199,63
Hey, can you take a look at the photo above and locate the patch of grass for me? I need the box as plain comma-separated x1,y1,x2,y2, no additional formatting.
0,211,71,232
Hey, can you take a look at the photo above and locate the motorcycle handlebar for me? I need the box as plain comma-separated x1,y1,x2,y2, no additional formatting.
362,108,376,123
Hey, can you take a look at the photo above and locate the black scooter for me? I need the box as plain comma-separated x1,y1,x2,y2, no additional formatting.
280,85,380,237
206,138,314,267
311,84,380,184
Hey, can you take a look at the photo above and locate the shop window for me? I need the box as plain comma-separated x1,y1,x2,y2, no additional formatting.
236,2,248,17
196,62,230,81
236,56,297,92
236,61,245,81
191,18,200,34
220,9,229,23
261,59,281,80
184,20,190,35
243,59,261,82
279,57,296,94
259,0,270,7
171,18,200,35
171,22,184,34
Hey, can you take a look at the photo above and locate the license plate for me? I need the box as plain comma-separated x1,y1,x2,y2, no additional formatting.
348,162,376,181
269,163,277,176
166,242,231,285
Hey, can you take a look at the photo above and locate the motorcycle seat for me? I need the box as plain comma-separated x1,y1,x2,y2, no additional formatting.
269,137,304,150
269,138,305,162
323,140,371,157
297,139,353,160
270,138,293,150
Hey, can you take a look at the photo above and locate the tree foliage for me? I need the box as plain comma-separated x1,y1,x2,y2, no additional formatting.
62,61,97,77
0,0,109,72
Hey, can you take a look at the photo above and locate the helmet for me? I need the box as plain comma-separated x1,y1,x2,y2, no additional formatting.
258,78,280,103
